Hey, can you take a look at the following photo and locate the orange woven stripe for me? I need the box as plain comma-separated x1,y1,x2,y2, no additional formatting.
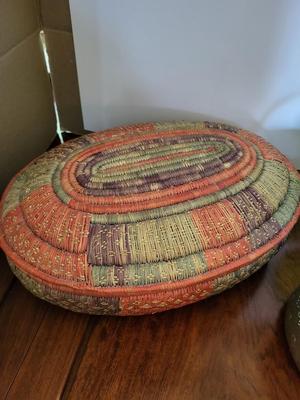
119,280,213,315
204,237,251,270
21,186,91,253
191,200,247,249
1,207,90,283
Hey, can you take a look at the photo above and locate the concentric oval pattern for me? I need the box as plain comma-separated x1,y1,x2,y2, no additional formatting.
0,121,299,315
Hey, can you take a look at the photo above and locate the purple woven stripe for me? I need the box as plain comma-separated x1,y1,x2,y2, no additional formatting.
88,223,131,266
249,217,281,250
228,187,273,231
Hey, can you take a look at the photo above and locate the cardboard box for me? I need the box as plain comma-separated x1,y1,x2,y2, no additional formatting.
0,0,83,192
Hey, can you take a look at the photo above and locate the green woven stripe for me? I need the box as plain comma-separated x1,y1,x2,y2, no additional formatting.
9,260,120,315
274,172,300,227
92,253,207,287
251,160,289,212
212,247,278,294
88,213,202,265
154,121,206,131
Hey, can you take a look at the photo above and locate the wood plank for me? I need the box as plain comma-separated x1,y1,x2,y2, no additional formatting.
6,304,90,400
64,223,300,400
0,282,47,399
0,250,14,303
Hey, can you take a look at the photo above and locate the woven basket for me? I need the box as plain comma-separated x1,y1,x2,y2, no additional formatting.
1,121,299,315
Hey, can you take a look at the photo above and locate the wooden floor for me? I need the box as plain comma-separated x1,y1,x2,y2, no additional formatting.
0,222,299,399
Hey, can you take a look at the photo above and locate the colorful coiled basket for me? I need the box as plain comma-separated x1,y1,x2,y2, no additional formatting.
0,121,300,315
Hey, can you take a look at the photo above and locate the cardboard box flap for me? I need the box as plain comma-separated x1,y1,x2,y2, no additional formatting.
0,0,40,56
39,0,72,32
44,29,84,133
38,0,84,133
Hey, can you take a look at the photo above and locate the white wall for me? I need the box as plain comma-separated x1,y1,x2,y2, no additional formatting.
70,0,300,166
